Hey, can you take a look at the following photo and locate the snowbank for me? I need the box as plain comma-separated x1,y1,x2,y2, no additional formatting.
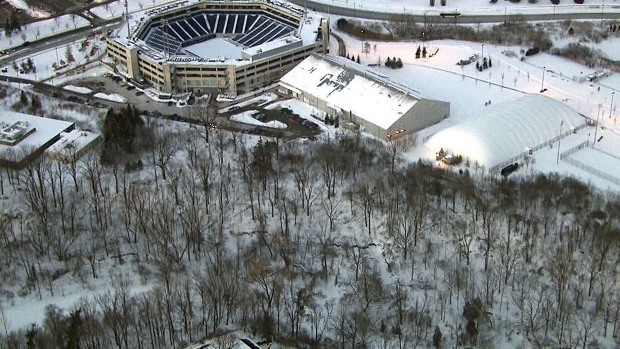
230,111,288,129
94,92,127,103
63,85,93,94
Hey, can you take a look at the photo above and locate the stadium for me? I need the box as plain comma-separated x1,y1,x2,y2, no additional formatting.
106,0,330,96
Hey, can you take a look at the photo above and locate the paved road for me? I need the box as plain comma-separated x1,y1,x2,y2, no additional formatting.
291,0,620,24
0,18,123,67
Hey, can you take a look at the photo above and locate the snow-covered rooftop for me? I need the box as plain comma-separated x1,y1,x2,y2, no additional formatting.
425,94,587,170
46,130,102,162
112,1,324,65
0,112,74,164
279,54,423,130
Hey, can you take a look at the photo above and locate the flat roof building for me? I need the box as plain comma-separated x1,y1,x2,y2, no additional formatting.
278,54,450,140
0,112,75,168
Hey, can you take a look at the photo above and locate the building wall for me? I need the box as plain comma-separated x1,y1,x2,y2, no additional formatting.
386,99,450,137
106,1,327,95
281,86,450,139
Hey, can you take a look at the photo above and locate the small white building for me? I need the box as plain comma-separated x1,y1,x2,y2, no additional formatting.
0,112,74,168
278,54,450,139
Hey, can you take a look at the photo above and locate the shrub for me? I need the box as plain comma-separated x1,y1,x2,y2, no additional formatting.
525,47,540,56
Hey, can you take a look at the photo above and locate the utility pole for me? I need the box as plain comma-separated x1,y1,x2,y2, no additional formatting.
125,0,131,39
540,66,546,92
610,91,615,119
556,120,563,164
593,103,602,146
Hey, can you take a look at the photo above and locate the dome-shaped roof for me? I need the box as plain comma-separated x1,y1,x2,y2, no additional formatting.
426,94,586,170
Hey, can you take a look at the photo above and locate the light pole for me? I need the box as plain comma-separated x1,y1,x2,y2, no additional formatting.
593,103,602,146
540,66,546,93
556,120,563,164
481,44,484,62
361,30,364,55
610,91,615,119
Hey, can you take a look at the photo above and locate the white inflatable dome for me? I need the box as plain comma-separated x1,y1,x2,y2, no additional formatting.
426,94,585,170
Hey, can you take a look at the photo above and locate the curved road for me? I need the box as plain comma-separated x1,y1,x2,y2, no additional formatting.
290,0,620,23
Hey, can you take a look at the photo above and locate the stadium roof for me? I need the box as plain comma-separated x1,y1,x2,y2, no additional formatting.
279,54,424,130
425,94,586,169
114,1,323,65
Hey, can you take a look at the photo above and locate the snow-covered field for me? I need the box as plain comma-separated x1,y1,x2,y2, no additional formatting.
330,29,620,190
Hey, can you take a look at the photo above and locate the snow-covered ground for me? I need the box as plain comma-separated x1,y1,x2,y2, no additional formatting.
91,0,180,19
5,0,51,19
307,0,619,16
3,35,107,83
63,85,93,94
329,30,620,190
230,111,288,129
218,92,279,113
0,14,90,51
0,1,619,340
93,92,127,103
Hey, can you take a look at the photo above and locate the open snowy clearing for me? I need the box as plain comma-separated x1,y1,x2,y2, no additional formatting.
329,29,620,190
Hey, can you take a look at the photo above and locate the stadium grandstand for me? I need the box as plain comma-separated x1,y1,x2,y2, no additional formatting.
106,0,329,95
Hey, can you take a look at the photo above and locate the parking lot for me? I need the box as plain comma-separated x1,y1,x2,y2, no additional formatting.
58,74,321,140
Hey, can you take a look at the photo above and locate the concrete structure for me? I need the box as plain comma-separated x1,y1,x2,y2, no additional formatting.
106,0,329,95
278,54,450,139
46,130,102,162
0,112,74,168
425,94,588,172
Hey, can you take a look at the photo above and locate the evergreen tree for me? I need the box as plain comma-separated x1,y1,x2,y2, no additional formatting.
30,95,41,111
422,47,427,58
476,61,480,70
433,326,442,348
25,324,39,349
65,309,83,349
356,54,360,64
386,56,392,67
489,58,492,67
9,12,20,32
396,57,403,68
415,45,421,59
483,57,488,69
65,45,74,63
26,57,33,71
334,115,339,128
19,90,28,105
11,60,17,72
4,18,10,37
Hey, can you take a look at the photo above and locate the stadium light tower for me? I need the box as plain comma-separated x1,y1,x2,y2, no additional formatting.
125,0,131,39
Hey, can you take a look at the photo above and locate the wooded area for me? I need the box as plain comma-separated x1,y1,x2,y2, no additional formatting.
0,119,619,349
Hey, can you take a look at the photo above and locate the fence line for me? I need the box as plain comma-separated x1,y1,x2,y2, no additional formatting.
559,141,620,186
489,122,589,174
